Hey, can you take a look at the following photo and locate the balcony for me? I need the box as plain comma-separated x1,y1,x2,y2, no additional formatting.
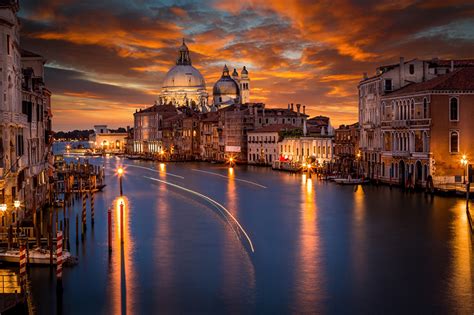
391,120,408,128
0,111,28,126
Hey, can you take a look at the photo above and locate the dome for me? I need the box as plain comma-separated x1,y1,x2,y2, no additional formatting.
213,65,240,96
162,65,206,88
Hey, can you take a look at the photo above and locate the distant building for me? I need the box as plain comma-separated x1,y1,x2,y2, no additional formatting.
248,124,297,165
334,123,359,175
90,125,128,153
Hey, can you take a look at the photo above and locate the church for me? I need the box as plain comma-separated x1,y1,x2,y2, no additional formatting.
158,40,250,111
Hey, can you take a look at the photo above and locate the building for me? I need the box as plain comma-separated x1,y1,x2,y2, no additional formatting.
379,67,474,186
0,0,53,227
158,40,251,111
248,124,297,165
279,134,335,166
359,57,474,179
199,111,220,161
89,125,128,153
334,123,359,175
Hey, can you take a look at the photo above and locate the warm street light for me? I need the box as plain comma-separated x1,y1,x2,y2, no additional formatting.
0,204,6,212
117,167,124,196
461,155,469,184
14,200,20,209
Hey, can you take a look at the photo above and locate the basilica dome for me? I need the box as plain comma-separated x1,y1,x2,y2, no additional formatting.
162,65,206,88
213,65,240,105
159,40,208,108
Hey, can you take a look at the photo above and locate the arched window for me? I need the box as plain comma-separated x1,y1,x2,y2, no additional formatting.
450,97,459,121
410,99,414,119
450,131,459,153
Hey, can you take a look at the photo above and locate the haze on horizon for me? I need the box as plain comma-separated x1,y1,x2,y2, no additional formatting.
18,0,474,131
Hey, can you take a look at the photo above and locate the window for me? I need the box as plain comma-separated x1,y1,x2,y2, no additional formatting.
16,129,24,157
6,35,10,55
423,98,428,118
449,97,459,121
410,100,414,119
409,64,414,75
384,79,392,91
450,131,459,153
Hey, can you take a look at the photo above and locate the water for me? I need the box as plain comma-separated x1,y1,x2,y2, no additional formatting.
28,157,473,314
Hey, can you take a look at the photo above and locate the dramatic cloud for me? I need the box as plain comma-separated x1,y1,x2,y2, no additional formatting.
18,0,474,130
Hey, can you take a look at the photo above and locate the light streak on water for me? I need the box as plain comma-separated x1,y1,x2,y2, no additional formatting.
144,176,255,253
191,169,267,189
124,164,184,179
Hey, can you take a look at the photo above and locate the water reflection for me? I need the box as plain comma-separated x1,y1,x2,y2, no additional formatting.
448,202,473,312
109,195,135,315
294,175,324,312
351,185,368,296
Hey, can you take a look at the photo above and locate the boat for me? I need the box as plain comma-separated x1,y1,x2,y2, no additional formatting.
125,154,141,160
333,178,370,185
0,248,74,265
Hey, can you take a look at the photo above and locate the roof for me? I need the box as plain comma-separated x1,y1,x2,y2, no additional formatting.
136,104,177,114
249,124,299,133
384,67,474,97
201,112,219,122
21,49,42,58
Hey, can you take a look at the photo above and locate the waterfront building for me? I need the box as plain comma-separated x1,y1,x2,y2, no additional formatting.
334,123,360,175
358,57,474,179
247,124,297,165
199,111,221,161
380,67,474,186
133,104,178,155
0,1,53,226
89,125,128,153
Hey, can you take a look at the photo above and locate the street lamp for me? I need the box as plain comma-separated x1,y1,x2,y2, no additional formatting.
117,167,124,196
461,155,468,184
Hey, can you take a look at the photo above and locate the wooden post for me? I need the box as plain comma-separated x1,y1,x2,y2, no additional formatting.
75,214,79,245
57,231,63,282
108,207,112,253
120,202,124,244
82,193,87,239
19,241,26,288
91,191,95,227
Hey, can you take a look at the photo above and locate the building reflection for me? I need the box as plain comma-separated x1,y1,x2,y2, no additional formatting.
351,185,368,294
294,175,323,312
447,201,473,312
109,195,135,315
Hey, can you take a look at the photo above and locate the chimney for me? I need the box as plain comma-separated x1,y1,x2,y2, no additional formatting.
399,57,405,87
288,103,290,110
450,60,454,72
296,104,301,116
363,72,368,80
291,103,294,111
303,105,306,115
303,119,307,137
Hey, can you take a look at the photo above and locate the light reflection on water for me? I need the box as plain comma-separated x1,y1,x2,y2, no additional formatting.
26,157,474,314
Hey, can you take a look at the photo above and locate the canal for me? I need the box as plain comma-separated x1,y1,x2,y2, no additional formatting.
28,157,473,314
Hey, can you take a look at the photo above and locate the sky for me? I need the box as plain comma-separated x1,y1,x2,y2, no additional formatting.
18,0,474,131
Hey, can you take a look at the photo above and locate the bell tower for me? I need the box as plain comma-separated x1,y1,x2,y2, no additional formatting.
240,66,250,104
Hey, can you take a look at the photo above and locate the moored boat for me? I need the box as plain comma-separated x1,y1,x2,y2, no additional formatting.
333,178,370,185
0,248,73,265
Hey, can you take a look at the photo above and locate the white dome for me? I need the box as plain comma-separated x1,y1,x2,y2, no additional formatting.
162,65,206,88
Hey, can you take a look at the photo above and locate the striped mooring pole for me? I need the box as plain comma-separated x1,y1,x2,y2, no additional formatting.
108,207,112,253
57,231,63,280
19,241,26,287
82,192,87,237
91,190,95,227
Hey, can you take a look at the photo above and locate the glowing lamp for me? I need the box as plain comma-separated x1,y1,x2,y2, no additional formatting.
117,167,124,176
14,200,20,208
0,204,7,212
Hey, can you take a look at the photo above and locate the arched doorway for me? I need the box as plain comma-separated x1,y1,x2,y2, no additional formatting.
399,160,406,187
415,161,422,187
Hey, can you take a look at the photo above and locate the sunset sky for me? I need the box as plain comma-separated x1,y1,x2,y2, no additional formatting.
19,0,474,131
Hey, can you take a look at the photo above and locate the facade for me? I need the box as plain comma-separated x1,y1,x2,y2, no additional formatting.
279,135,335,165
358,57,473,179
90,125,128,153
247,124,296,165
334,123,359,174
0,1,53,227
379,67,474,186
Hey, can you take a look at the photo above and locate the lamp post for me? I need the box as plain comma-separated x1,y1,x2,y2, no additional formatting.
461,155,468,184
117,167,124,196
356,151,361,178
